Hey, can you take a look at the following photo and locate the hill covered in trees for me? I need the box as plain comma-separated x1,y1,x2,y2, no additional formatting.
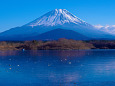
0,38,115,50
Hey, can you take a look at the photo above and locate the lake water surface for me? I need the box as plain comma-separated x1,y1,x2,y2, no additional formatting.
0,50,115,86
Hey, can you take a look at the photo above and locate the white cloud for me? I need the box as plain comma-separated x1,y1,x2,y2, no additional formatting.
94,24,115,35
93,24,104,29
112,25,115,27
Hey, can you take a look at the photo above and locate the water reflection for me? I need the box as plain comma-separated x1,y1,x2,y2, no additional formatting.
0,50,115,86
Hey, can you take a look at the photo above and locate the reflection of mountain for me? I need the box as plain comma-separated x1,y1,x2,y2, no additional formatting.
0,50,115,86
0,50,88,60
51,50,88,60
0,51,18,57
24,50,89,60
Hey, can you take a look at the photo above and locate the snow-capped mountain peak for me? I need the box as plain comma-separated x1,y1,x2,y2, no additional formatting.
26,9,86,27
0,9,114,41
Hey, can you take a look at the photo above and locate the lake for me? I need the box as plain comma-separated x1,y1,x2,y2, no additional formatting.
0,50,115,86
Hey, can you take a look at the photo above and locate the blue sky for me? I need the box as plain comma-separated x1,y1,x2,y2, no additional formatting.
0,0,115,32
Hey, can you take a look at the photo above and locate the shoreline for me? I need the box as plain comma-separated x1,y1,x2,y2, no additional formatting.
0,39,115,50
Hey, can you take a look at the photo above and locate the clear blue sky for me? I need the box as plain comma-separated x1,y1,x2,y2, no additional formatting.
0,0,115,32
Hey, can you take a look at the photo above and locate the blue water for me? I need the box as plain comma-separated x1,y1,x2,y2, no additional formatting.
0,50,115,86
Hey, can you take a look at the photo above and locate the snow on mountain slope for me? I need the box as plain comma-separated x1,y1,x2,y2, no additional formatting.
26,9,88,27
24,9,109,38
0,9,114,41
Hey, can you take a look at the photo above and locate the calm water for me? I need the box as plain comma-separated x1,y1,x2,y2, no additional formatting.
0,50,115,86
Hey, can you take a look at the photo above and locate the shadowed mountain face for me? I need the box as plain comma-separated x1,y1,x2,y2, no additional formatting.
0,9,114,41
27,29,90,40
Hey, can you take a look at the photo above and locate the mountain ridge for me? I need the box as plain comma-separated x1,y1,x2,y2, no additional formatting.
0,9,114,41
25,9,88,27
26,28,90,40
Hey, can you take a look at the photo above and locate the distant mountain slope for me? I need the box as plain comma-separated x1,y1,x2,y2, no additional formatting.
27,28,90,40
94,25,115,35
0,9,114,41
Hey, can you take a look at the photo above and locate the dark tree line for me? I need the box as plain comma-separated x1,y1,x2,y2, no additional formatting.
0,39,115,50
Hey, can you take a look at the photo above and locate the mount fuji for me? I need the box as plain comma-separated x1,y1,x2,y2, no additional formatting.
0,9,114,41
